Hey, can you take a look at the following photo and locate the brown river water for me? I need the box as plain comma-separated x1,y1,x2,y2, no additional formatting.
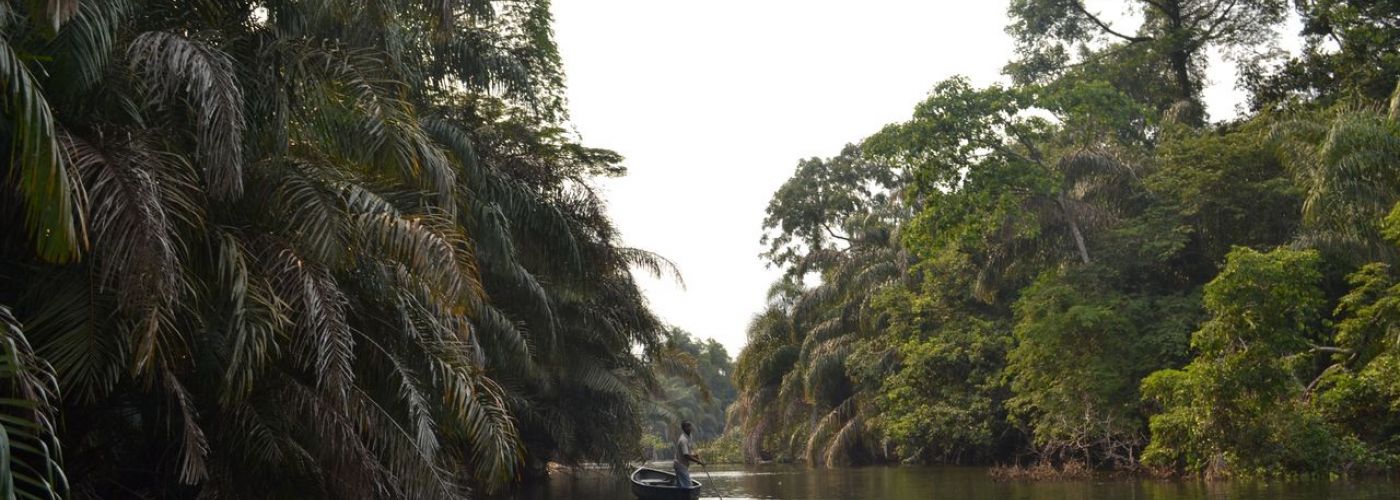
504,464,1400,500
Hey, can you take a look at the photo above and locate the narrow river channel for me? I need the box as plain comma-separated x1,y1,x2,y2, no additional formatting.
507,464,1400,499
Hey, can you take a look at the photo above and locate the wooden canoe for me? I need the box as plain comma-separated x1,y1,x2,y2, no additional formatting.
630,467,701,500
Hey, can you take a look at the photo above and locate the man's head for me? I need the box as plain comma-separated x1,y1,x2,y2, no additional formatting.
681,421,693,435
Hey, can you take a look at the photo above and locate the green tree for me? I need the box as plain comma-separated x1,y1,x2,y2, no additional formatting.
1007,0,1290,120
1006,267,1196,468
718,0,1400,477
865,78,1143,301
761,144,902,274
1141,247,1335,476
1246,0,1400,109
859,282,1014,464
1140,123,1303,283
1309,204,1400,470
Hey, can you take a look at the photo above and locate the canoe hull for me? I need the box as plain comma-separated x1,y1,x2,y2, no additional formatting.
630,467,700,500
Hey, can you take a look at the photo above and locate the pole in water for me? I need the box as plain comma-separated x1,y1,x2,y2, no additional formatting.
701,464,724,500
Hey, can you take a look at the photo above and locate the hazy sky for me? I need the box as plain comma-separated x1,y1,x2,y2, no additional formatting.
550,0,1281,355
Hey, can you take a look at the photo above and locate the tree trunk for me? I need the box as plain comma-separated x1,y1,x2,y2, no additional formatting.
1170,49,1193,103
1059,192,1092,264
1162,0,1201,125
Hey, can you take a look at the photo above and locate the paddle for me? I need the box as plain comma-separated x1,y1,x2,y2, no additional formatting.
700,463,724,500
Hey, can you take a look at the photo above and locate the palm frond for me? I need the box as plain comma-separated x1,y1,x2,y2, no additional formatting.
803,396,857,465
573,363,631,396
343,386,462,500
1276,106,1400,260
44,0,131,98
162,367,209,484
64,130,188,373
0,305,67,500
421,116,583,272
291,44,456,202
218,400,292,473
2,36,84,262
22,272,124,403
213,230,289,403
822,410,865,467
802,318,847,352
412,333,521,491
365,337,439,461
792,283,839,326
33,0,81,31
128,31,245,199
469,302,534,374
280,376,389,499
617,247,685,287
472,199,556,333
265,244,354,399
356,210,484,311
454,377,521,493
246,154,351,264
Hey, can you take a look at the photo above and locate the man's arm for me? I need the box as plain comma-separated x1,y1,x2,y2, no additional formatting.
681,439,704,466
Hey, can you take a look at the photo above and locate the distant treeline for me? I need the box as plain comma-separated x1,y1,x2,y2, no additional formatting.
641,329,737,462
730,0,1400,477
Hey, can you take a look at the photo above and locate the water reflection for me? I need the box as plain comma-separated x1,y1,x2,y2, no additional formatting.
505,464,1400,500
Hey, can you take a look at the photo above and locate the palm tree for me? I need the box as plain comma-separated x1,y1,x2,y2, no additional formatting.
730,282,804,462
732,206,912,465
1273,84,1400,262
789,215,909,466
1,0,669,497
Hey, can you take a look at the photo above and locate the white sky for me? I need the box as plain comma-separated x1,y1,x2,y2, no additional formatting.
551,0,1294,356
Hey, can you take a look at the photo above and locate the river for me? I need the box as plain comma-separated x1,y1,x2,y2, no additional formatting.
506,464,1400,499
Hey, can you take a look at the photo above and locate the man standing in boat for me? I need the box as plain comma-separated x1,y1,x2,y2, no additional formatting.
674,420,705,487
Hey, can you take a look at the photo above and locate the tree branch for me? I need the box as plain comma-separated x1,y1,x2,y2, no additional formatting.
822,224,854,243
1305,362,1346,396
1308,344,1353,355
1200,0,1242,41
1071,0,1152,43
992,143,1042,168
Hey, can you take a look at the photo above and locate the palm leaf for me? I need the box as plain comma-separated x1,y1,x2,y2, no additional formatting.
266,245,355,399
1,36,84,262
291,44,457,203
468,302,534,375
248,154,352,265
128,31,245,199
353,211,481,307
32,0,81,31
43,0,130,98
161,368,209,484
64,130,188,374
422,116,583,271
617,247,685,287
213,230,289,403
412,334,521,491
22,272,123,403
0,305,67,500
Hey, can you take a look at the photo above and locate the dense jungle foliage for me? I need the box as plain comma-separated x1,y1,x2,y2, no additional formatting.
0,0,707,498
730,0,1400,477
641,329,737,461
